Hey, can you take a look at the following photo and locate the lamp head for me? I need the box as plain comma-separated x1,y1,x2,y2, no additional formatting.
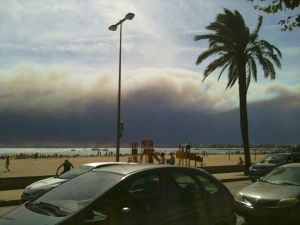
125,13,135,20
108,24,118,31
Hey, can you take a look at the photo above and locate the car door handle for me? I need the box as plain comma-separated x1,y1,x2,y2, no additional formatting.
121,207,131,213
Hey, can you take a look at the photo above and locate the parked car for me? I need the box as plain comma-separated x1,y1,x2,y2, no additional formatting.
2,165,236,225
235,163,300,225
21,162,136,203
249,152,300,181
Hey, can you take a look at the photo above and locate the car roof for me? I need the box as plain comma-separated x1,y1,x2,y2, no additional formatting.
268,152,300,156
93,164,207,176
270,153,290,156
81,162,137,167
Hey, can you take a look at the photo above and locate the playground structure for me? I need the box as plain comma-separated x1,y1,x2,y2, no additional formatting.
176,143,203,167
140,139,158,163
131,140,203,167
129,142,139,163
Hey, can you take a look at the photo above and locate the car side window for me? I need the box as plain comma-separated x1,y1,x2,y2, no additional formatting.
119,174,161,215
74,187,123,225
196,175,219,195
166,172,204,215
74,175,162,225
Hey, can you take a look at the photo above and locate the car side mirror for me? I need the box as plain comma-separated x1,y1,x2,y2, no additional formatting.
84,210,108,223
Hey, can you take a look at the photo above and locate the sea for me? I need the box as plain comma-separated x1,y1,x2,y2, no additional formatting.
0,147,286,158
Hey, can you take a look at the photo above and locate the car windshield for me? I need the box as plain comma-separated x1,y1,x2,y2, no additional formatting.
260,154,289,164
261,166,300,186
27,171,123,216
58,165,94,179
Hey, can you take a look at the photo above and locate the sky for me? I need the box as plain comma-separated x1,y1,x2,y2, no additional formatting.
0,0,299,147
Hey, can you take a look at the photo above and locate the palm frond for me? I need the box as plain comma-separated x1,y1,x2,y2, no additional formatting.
226,62,239,89
238,28,250,49
195,46,227,65
263,58,276,79
218,61,231,81
256,52,276,79
264,51,281,69
194,8,281,92
249,16,263,42
203,54,231,79
259,40,282,59
208,35,236,49
194,34,215,41
227,75,238,89
247,56,257,82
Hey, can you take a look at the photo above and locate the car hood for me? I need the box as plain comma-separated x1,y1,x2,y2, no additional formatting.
0,205,63,225
27,177,67,190
241,181,300,200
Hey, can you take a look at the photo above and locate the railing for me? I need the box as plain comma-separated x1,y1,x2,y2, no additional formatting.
0,175,53,191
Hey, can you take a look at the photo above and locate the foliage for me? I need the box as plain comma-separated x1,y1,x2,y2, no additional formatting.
194,9,282,173
194,9,282,91
249,0,300,31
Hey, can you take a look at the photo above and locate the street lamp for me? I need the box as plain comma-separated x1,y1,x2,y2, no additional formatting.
108,12,135,162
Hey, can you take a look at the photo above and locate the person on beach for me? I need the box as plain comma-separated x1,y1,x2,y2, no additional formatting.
5,155,10,171
159,152,166,164
56,159,74,175
167,152,175,165
238,156,244,165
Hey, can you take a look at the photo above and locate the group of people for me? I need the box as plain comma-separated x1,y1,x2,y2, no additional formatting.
158,152,175,165
129,152,176,165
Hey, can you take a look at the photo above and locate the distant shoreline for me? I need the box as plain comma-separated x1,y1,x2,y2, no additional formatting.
0,146,292,158
0,144,297,148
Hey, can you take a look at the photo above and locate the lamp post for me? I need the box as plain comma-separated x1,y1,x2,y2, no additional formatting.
108,13,135,162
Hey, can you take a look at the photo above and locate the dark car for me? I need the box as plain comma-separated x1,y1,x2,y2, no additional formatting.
235,163,300,225
0,165,236,225
249,152,300,181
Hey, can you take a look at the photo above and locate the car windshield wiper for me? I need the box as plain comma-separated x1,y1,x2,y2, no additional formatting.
260,179,299,186
29,201,69,216
276,182,299,186
259,179,272,184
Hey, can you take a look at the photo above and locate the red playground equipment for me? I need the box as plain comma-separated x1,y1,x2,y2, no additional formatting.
140,140,161,164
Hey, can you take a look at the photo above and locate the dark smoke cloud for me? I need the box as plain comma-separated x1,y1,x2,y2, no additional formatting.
0,89,299,146
0,67,299,146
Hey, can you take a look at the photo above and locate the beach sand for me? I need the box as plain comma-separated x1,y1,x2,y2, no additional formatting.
0,153,266,178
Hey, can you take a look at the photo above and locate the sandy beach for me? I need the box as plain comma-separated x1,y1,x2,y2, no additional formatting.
1,153,266,178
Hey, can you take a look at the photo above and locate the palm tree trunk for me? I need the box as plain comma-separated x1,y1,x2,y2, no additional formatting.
238,66,251,175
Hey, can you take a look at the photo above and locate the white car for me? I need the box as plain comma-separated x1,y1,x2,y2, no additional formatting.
21,162,135,203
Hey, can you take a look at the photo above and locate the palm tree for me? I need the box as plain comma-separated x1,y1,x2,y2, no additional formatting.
194,9,281,174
